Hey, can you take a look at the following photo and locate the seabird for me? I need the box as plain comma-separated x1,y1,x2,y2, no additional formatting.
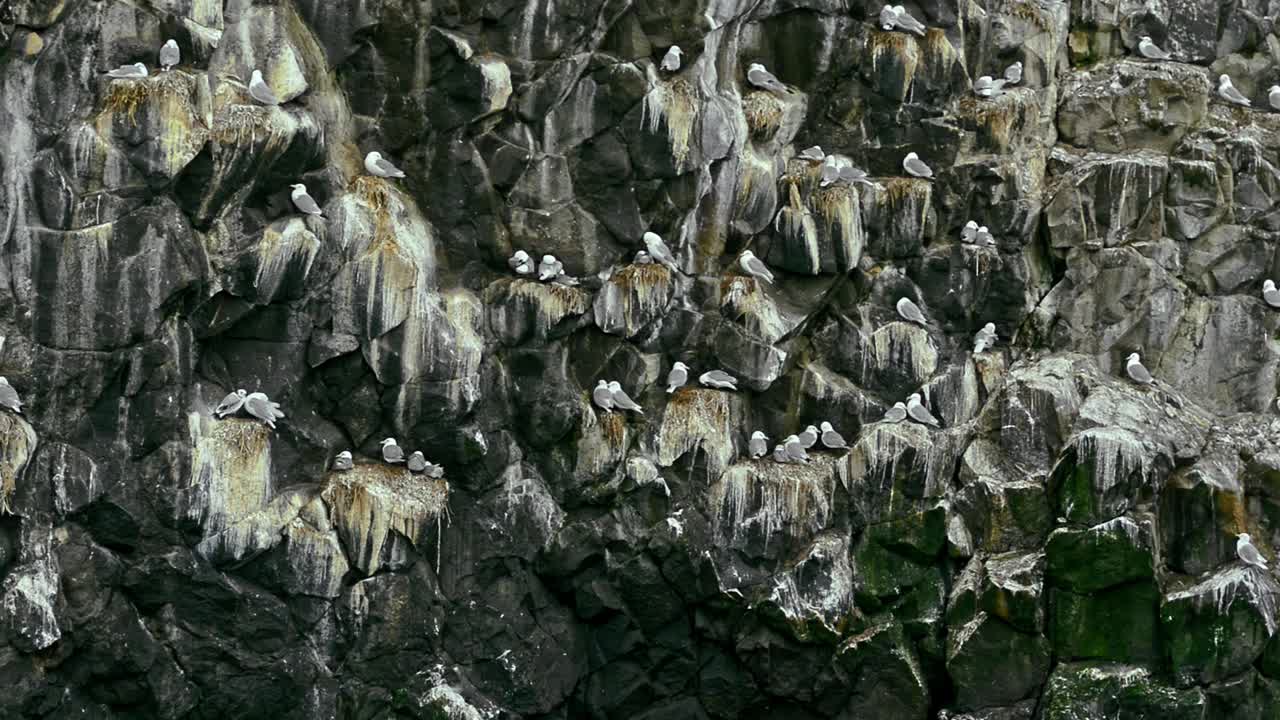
749,431,769,459
838,165,877,188
1218,75,1252,107
159,40,179,72
552,273,580,287
783,435,810,463
381,438,405,463
1125,352,1155,385
0,378,22,414
1270,86,1280,112
407,451,428,473
290,183,324,217
738,250,775,284
906,393,940,427
799,146,825,162
426,463,445,479
798,425,819,449
961,221,978,243
592,380,615,412
746,63,787,93
772,444,791,464
902,152,933,179
609,381,644,414
973,322,997,353
879,5,899,30
819,155,841,187
1137,36,1170,60
883,402,908,423
1238,533,1268,569
249,69,280,105
973,75,1008,98
537,255,562,281
643,231,680,273
699,370,738,390
508,250,533,275
661,46,683,73
666,362,689,393
896,297,928,326
1263,279,1280,308
214,388,247,418
244,391,285,430
107,63,148,79
820,422,847,450
1004,61,1023,85
975,226,994,246
332,450,353,471
634,250,653,265
365,151,406,179
892,5,928,36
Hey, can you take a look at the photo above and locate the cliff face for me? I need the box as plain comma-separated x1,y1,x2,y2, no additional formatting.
2,0,1280,717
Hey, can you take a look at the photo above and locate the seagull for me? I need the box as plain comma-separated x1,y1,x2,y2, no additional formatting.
838,165,877,188
290,183,324,217
772,444,792,464
973,75,1008,98
1004,61,1022,85
552,272,580,287
973,322,997,353
1218,75,1252,107
1237,533,1268,569
667,362,689,393
592,380,615,412
699,370,738,390
883,402,908,423
975,226,994,246
739,250,775,284
892,5,927,36
248,69,280,105
609,381,644,414
537,255,562,281
798,425,819,449
961,221,978,243
643,231,680,273
747,63,787,93
1137,36,1170,60
508,250,533,275
902,152,933,179
1270,86,1280,111
0,378,22,414
426,463,445,479
906,393,940,427
634,250,653,265
332,450,353,471
107,63,148,79
879,5,900,30
244,391,284,430
1125,352,1155,385
661,46,683,73
1264,279,1280,308
799,146,825,162
364,151,406,179
407,451,428,473
381,438,405,464
896,297,928,326
783,435,810,463
214,388,247,418
819,155,841,187
820,422,847,450
159,40,179,72
749,431,769,459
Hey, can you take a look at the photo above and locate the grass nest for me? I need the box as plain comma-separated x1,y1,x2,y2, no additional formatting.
743,91,785,139
643,78,698,167
211,417,271,456
212,103,273,143
612,262,672,292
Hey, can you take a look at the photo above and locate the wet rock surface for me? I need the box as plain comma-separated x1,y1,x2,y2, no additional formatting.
1,0,1280,717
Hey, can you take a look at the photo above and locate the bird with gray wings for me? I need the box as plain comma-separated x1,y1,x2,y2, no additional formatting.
907,393,940,427
738,251,774,284
1237,533,1268,569
666,362,689,393
214,389,247,418
609,381,644,414
1218,75,1252,107
365,151,406,178
249,69,280,105
1263,279,1280,308
159,40,179,72
1125,353,1155,385
592,380,615,412
1137,36,1170,60
896,297,928,326
643,231,681,273
244,392,285,429
749,431,769,459
291,184,324,217
0,377,23,414
699,370,738,390
381,438,405,463
820,422,847,450
661,46,682,72
332,451,353,471
107,63,148,79
747,63,787,93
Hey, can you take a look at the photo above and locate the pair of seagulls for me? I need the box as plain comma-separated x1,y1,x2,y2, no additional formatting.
882,393,942,426
749,423,848,463
214,389,286,430
353,439,446,476
1215,73,1280,110
961,220,995,246
666,363,739,392
973,62,1022,98
507,251,579,286
593,381,644,414
879,5,927,36
287,151,407,219
806,152,877,189
105,39,180,79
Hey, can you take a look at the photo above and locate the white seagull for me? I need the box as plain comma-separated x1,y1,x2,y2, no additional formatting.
365,151,406,178
797,425,819,449
879,5,900,30
739,250,775,284
214,388,247,418
896,297,928,326
667,362,689,393
159,40,180,72
799,145,825,162
883,402,908,423
699,370,738,390
381,438,405,463
1125,352,1155,385
973,75,1008,98
609,381,644,414
244,391,285,430
838,165,877,188
249,69,280,105
407,451,428,473
903,152,934,179
749,431,769,459
508,250,533,275
107,62,148,79
819,155,841,187
0,377,23,414
892,5,927,36
820,422,848,450
1137,36,1170,60
975,226,994,246
634,250,653,265
1270,86,1280,112
537,255,562,281
332,450,353,471
1263,279,1280,308
661,46,683,73
1237,533,1268,569
1218,74,1252,107
290,183,324,217
747,63,788,93
961,220,979,243
772,444,792,464
783,435,810,463
906,393,940,427
643,231,680,273
1004,61,1022,85
592,380,615,412
973,322,997,354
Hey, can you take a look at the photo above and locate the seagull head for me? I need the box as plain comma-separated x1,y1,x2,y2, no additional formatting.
983,322,995,333
1219,74,1232,86
164,39,178,49
596,380,609,388
1010,61,1022,70
670,46,683,56
965,220,978,230
236,389,247,397
805,425,818,435
381,438,397,447
905,152,919,161
741,250,757,260
410,450,425,460
978,225,989,233
751,430,767,440
542,254,556,263
643,231,662,245
673,361,688,371
1126,352,1141,364
608,381,622,391
893,401,907,410
635,250,650,261
785,434,799,443
512,249,529,262
1240,533,1252,541
367,150,382,162
251,69,264,82
337,450,352,459
1140,36,1152,44
907,393,921,404
820,422,834,432
290,183,306,191
1267,279,1277,291
893,5,906,12
749,62,766,73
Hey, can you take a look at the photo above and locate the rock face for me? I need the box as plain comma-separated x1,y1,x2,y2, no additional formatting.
2,0,1280,717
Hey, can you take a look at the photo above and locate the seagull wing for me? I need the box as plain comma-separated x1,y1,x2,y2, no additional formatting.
666,366,687,393
822,430,847,449
1126,362,1154,384
885,406,907,423
160,44,180,69
904,156,933,177
1264,288,1280,307
215,391,244,417
250,81,280,105
743,255,775,283
0,384,21,412
593,386,615,409
383,445,404,463
750,436,768,457
375,156,406,178
1222,83,1252,106
293,191,324,216
244,395,278,429
1240,541,1268,567
908,403,940,426
611,387,643,412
